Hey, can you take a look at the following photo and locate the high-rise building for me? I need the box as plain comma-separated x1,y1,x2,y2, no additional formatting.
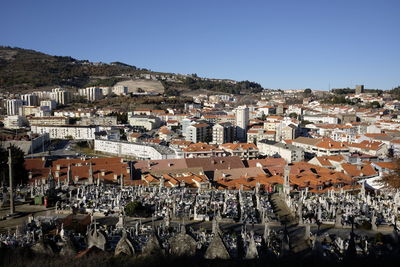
212,122,235,144
79,87,103,102
21,94,39,106
235,105,249,141
186,123,210,143
50,88,71,105
6,99,23,115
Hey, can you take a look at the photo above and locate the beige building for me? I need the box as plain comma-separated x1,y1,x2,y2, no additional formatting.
212,122,235,144
28,116,69,126
128,115,161,131
186,123,210,143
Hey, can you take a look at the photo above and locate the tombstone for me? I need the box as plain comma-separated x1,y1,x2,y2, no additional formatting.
371,212,377,231
88,163,94,185
87,221,107,251
169,225,197,257
142,231,163,256
116,213,125,229
115,230,135,256
304,224,311,241
335,208,342,228
245,231,259,259
297,201,303,225
204,232,231,259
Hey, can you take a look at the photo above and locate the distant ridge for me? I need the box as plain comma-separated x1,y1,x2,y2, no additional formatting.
0,46,263,95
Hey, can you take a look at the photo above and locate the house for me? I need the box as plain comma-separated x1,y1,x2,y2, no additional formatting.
219,143,259,160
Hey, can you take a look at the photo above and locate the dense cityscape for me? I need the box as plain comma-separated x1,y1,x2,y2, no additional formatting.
1,74,400,266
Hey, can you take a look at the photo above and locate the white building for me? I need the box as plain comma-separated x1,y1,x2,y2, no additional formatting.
94,139,176,160
235,105,249,141
186,123,210,143
79,87,103,102
50,88,71,105
128,115,161,131
112,85,128,96
303,114,339,124
31,125,99,140
40,100,57,111
6,99,23,115
212,122,235,144
21,94,39,106
4,115,27,129
257,140,304,163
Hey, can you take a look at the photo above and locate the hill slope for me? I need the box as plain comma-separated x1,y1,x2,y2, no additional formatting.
0,46,263,95
0,46,142,90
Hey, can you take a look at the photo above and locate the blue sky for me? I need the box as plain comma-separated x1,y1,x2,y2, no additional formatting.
1,0,399,90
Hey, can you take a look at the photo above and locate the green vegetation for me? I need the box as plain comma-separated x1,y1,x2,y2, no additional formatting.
0,46,143,90
321,95,358,105
163,78,263,94
124,201,151,217
390,86,400,99
331,88,355,95
0,145,28,185
86,77,126,87
303,88,312,97
108,112,128,124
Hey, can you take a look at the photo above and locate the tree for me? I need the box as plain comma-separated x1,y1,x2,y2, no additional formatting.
303,88,312,97
369,101,381,108
0,145,28,185
379,159,400,189
124,201,152,217
289,112,298,119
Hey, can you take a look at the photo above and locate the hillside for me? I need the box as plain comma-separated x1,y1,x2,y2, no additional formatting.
0,46,143,90
0,46,263,95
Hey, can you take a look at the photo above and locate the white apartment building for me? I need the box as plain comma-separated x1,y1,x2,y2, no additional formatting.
21,94,39,106
94,139,176,160
79,87,103,102
186,123,210,143
128,115,161,131
50,88,71,105
28,116,69,126
4,115,27,129
303,114,339,124
112,85,128,95
100,87,112,96
18,106,42,116
236,105,249,141
212,122,235,144
77,116,118,126
6,99,23,115
40,100,57,111
257,140,304,163
31,125,99,140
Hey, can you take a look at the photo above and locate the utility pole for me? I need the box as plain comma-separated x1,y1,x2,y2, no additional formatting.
8,147,15,215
